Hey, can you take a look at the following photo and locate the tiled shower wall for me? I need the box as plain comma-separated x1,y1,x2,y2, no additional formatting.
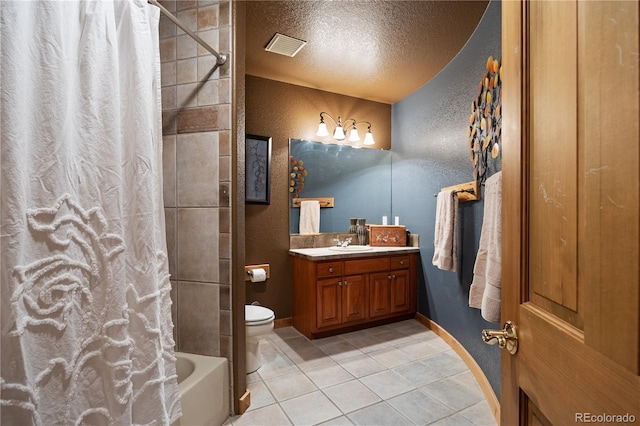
158,0,232,361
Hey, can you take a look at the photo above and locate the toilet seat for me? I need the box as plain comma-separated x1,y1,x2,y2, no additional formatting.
245,305,275,326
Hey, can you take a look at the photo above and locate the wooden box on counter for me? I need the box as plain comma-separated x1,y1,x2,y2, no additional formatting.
368,225,406,247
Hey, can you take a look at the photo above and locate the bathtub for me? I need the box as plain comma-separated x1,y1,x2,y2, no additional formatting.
172,352,229,426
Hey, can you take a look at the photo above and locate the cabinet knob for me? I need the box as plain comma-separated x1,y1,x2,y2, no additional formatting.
329,267,334,273
344,281,348,286
400,260,405,265
388,275,392,280
392,274,396,279
338,281,342,286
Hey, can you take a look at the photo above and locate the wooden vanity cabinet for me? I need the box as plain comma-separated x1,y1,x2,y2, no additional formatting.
291,252,418,339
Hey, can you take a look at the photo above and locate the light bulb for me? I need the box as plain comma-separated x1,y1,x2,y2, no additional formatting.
363,130,375,145
317,122,329,137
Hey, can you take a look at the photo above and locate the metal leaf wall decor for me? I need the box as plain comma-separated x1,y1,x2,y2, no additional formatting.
469,55,502,183
289,155,307,197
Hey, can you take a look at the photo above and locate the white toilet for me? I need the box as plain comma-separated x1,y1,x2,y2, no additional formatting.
245,304,275,373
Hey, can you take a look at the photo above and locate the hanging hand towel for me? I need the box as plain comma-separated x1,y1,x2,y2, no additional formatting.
432,189,458,272
299,200,320,234
469,171,502,323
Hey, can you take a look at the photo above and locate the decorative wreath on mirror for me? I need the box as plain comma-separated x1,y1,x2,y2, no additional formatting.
469,55,502,183
289,155,307,198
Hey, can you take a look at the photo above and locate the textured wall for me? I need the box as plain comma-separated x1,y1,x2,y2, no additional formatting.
245,76,391,317
391,0,502,397
159,0,233,360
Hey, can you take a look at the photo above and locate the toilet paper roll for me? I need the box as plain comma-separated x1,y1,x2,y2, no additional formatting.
249,268,267,283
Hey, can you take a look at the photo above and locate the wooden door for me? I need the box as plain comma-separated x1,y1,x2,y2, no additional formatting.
390,269,409,314
317,277,342,328
342,274,368,323
501,1,639,424
369,272,391,318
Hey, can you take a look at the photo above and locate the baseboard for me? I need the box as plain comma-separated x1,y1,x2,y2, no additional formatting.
414,313,500,423
238,389,250,415
274,317,292,328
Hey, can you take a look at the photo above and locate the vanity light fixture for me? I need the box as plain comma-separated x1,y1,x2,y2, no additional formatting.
317,112,375,146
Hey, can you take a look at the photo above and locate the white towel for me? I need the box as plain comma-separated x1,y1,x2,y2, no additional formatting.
299,200,320,234
432,189,458,272
469,172,502,323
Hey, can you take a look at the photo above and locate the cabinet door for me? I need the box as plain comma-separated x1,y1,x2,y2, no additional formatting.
390,269,410,314
342,274,367,323
369,272,391,318
317,277,342,328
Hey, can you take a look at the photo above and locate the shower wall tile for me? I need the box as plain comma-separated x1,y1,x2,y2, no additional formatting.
198,80,220,106
176,58,197,84
177,34,197,59
176,83,198,108
162,110,177,136
176,9,197,35
176,0,196,12
162,86,177,111
198,6,218,31
177,207,219,282
176,105,223,133
161,61,176,87
219,208,230,233
159,15,177,39
219,130,230,155
197,30,219,56
162,135,176,206
160,38,176,62
219,1,230,26
177,281,220,356
164,208,177,276
197,56,220,81
159,0,176,13
219,154,230,182
160,0,233,388
176,132,219,206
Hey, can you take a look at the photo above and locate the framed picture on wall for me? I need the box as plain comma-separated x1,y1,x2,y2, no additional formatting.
245,134,272,204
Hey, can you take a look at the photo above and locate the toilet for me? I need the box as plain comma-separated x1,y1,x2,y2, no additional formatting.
245,304,275,373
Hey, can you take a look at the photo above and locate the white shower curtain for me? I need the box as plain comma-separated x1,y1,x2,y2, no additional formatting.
1,1,181,424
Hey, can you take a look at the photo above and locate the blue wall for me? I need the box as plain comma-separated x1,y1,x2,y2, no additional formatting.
391,0,502,397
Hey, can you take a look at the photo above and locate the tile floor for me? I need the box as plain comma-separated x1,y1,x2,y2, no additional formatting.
225,319,497,426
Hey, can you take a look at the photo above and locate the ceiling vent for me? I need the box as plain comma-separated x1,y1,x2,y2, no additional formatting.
265,33,307,57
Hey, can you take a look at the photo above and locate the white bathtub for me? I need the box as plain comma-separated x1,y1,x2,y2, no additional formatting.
172,352,229,426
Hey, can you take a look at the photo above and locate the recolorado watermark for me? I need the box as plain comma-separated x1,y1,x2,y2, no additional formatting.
575,413,636,423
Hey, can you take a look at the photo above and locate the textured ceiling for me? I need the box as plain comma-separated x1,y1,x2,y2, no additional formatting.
246,1,489,104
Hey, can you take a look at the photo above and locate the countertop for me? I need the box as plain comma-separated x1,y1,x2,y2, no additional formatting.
288,246,420,261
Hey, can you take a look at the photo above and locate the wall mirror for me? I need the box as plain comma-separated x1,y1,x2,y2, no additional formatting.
289,139,392,234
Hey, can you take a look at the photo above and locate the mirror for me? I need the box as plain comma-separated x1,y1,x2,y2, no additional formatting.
289,139,392,234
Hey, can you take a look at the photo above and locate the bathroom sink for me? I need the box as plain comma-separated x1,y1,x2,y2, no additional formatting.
328,246,373,252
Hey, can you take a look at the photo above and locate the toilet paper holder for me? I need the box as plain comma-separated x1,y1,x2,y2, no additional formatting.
244,264,270,281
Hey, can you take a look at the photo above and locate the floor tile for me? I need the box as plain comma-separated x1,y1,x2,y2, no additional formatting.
232,321,498,426
347,401,412,426
393,360,447,387
246,380,275,411
337,354,387,378
257,352,299,380
429,413,476,425
279,390,342,425
387,389,454,425
367,346,413,368
304,361,354,389
458,400,497,426
316,415,354,426
263,370,317,401
230,403,292,426
323,380,381,414
421,376,484,411
359,370,416,400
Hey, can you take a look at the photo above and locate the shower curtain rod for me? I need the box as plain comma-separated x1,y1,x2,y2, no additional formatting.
147,0,227,68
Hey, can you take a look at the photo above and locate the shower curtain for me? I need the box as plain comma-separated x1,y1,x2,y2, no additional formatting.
1,1,181,424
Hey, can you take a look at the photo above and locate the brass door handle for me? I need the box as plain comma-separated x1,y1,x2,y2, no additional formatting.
482,321,518,355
